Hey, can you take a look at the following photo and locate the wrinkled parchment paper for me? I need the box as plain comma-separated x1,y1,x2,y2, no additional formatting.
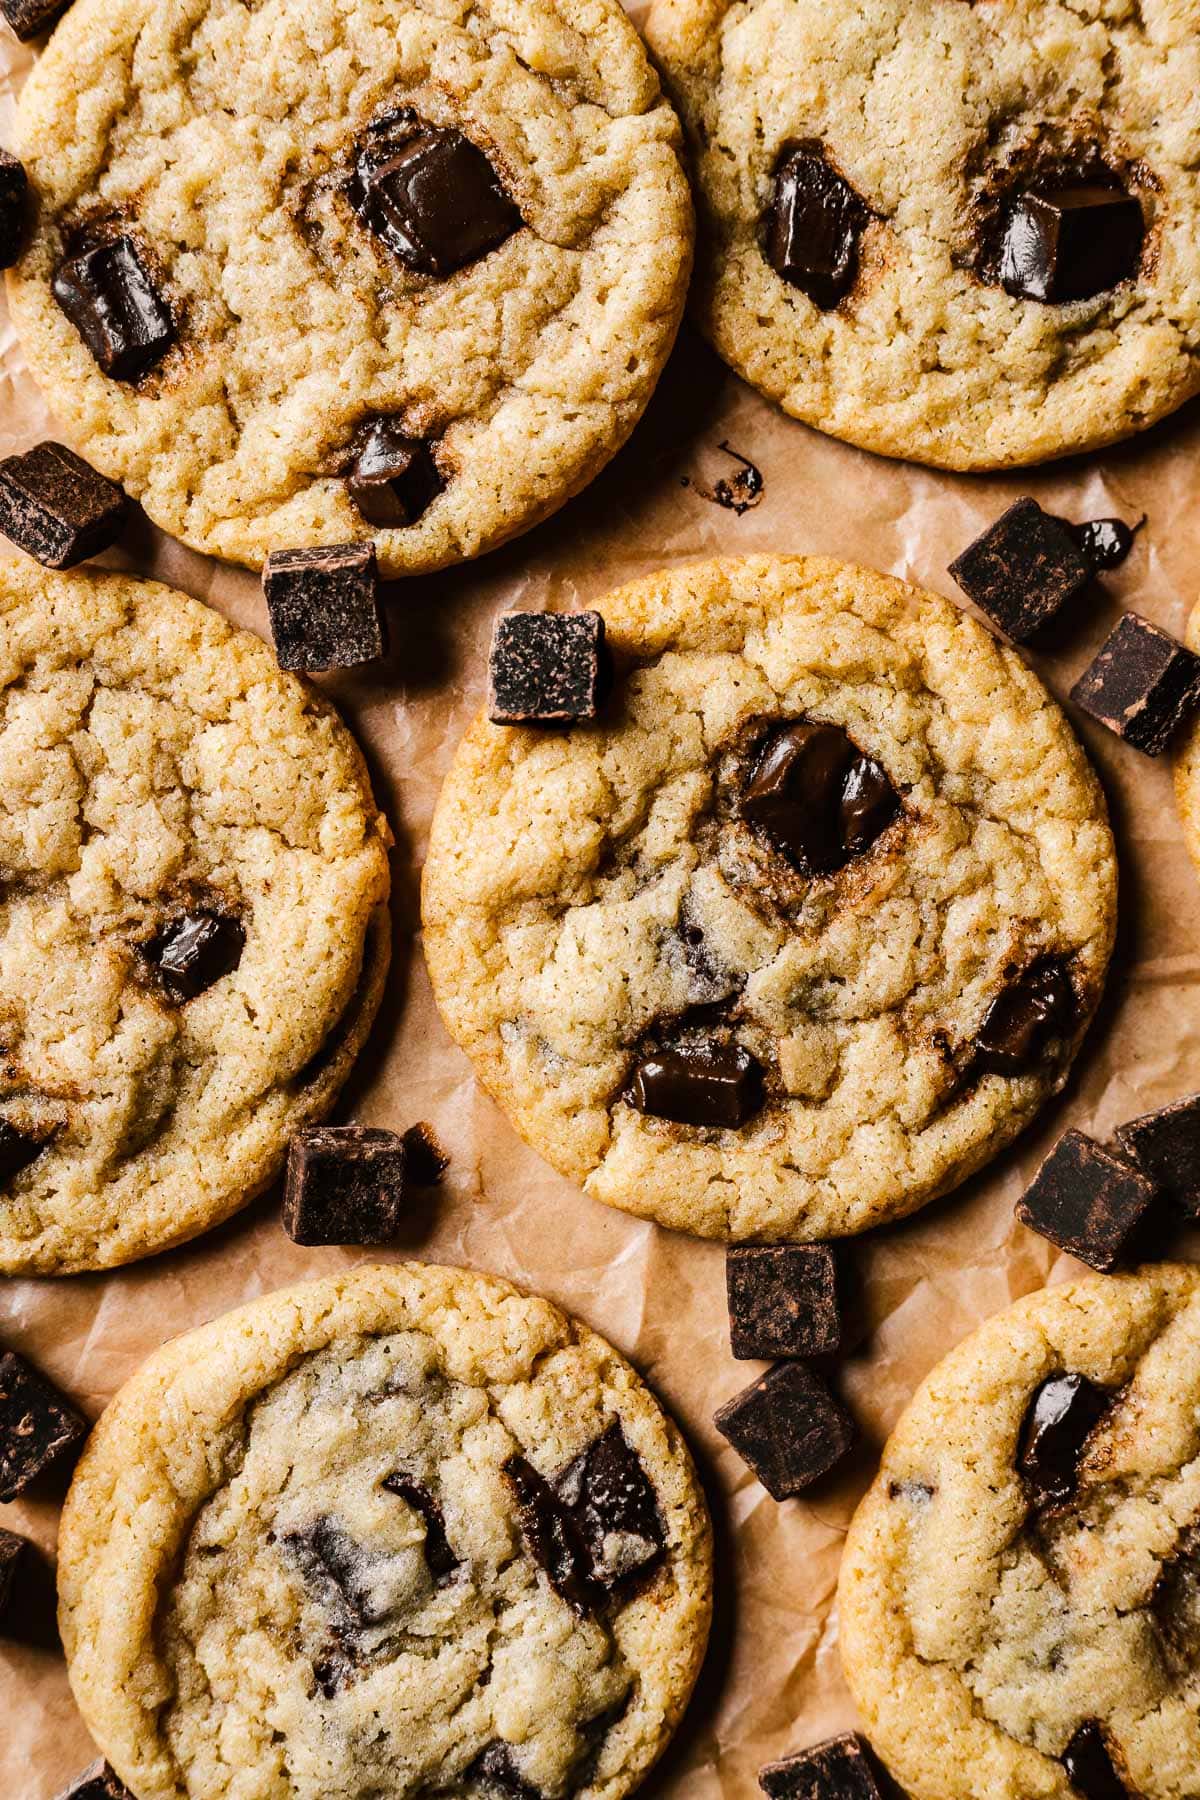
3,18,1200,1796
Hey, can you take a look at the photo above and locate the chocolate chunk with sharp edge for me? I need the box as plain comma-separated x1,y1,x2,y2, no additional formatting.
488,610,607,726
381,1471,459,1580
742,720,899,874
503,1453,595,1615
1016,1130,1159,1271
466,1742,542,1799
283,1125,407,1246
948,499,1092,642
346,418,443,527
52,1765,137,1800
1018,1372,1112,1505
555,1423,664,1591
1062,1721,1130,1800
0,149,27,267
759,1731,886,1799
262,542,383,672
1000,185,1144,305
1117,1094,1200,1219
0,441,128,568
401,1121,449,1186
1070,613,1200,755
0,0,69,39
52,236,174,381
0,1118,53,1190
1069,517,1139,571
349,118,520,278
727,1243,841,1360
713,1360,854,1500
975,955,1076,1074
0,1348,87,1501
766,144,869,310
142,910,244,1002
628,1042,764,1130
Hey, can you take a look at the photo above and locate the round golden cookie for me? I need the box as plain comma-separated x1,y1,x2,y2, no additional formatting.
6,0,692,576
422,556,1118,1243
58,1263,713,1800
643,0,1200,470
0,562,391,1275
840,1265,1200,1800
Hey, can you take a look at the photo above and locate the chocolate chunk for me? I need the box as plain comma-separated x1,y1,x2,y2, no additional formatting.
349,115,520,278
759,1731,886,1799
726,1243,841,1360
0,1347,87,1501
1061,1721,1130,1800
52,236,174,381
401,1121,449,1186
975,955,1076,1075
381,1471,459,1580
52,1765,136,1800
0,1529,31,1636
0,441,128,568
1117,1094,1200,1220
555,1423,664,1591
766,144,869,310
742,720,899,875
488,610,607,726
713,1360,855,1500
0,1526,57,1647
503,1453,595,1615
0,1117,53,1189
628,1042,765,1130
1000,185,1144,304
284,1516,407,1630
949,499,1092,642
466,1742,542,1799
141,910,245,1002
1070,613,1200,755
346,419,443,527
1018,1372,1112,1505
1068,517,1139,571
262,542,383,672
0,149,28,268
282,1125,407,1246
1016,1130,1159,1271
1151,1526,1200,1674
0,0,70,40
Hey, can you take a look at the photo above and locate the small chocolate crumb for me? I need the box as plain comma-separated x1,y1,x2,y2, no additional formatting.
1061,1720,1130,1800
0,0,70,41
1070,613,1200,755
0,441,128,568
283,1125,407,1246
555,1423,664,1593
346,418,443,527
0,1347,87,1501
141,910,245,1002
628,1042,764,1130
51,1765,136,1800
52,235,174,382
974,955,1077,1075
948,499,1092,642
1016,1129,1160,1272
1117,1093,1200,1220
766,143,870,310
488,611,607,726
348,113,521,278
887,1479,934,1505
687,441,764,516
465,1742,543,1799
713,1360,855,1500
502,1452,595,1616
0,149,27,268
0,1117,53,1190
1018,1373,1112,1505
726,1243,841,1360
999,185,1144,305
400,1122,449,1186
759,1731,886,1798
262,542,383,673
381,1471,459,1580
742,719,899,875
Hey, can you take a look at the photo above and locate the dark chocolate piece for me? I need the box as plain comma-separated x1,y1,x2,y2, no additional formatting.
999,184,1144,304
555,1422,664,1591
0,441,128,568
1061,1720,1130,1800
401,1121,449,1186
466,1742,542,1799
0,1526,56,1647
726,1243,841,1360
975,955,1076,1075
1018,1372,1112,1505
52,1765,136,1800
142,910,244,1002
1069,517,1139,571
713,1360,854,1500
349,115,520,278
1151,1525,1200,1674
52,236,174,381
381,1471,459,1580
262,542,383,672
0,148,27,268
766,144,869,310
502,1452,595,1615
0,1117,52,1189
346,419,443,527
284,1516,406,1630
1070,613,1200,755
487,610,606,726
759,1731,885,1799
0,1347,87,1501
1117,1093,1200,1219
282,1125,407,1246
742,720,899,875
948,499,1092,642
628,1042,764,1130
0,0,70,41
0,1528,31,1635
1017,1130,1160,1272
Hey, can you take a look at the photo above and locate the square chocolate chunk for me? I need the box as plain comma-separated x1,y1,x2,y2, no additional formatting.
52,236,174,382
727,1244,841,1360
1070,613,1200,755
949,499,1092,642
53,1764,136,1800
0,1528,31,1632
488,611,607,725
0,1347,87,1501
262,543,383,671
713,1360,854,1500
0,1525,56,1646
760,1732,886,1800
0,148,28,268
0,441,128,568
283,1125,407,1245
1016,1129,1161,1272
1117,1094,1200,1220
0,0,69,39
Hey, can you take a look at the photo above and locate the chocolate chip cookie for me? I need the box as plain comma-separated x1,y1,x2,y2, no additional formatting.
840,1265,1200,1800
0,561,390,1274
644,0,1200,469
7,0,692,575
58,1263,712,1800
422,557,1117,1242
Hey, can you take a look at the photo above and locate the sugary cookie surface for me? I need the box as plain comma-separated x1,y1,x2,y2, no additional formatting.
6,0,691,574
0,562,390,1274
644,0,1200,469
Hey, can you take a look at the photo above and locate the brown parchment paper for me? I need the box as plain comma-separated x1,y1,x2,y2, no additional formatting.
3,17,1200,1796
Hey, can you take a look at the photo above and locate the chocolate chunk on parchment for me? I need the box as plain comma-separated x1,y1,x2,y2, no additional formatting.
141,910,245,1002
713,1360,854,1500
488,611,607,726
381,1471,459,1580
1016,1129,1160,1272
466,1742,543,1799
52,1764,137,1800
949,499,1092,642
349,113,520,278
0,1526,57,1647
975,955,1076,1075
52,235,174,381
0,1529,32,1638
759,1730,886,1799
0,149,27,267
555,1422,664,1592
628,1042,764,1130
263,542,384,672
766,144,870,310
1070,613,1200,755
0,0,70,41
1117,1093,1200,1220
283,1125,407,1246
0,441,128,568
999,184,1144,304
727,1243,841,1360
0,1347,87,1501
401,1121,449,1186
742,720,899,875
502,1452,595,1615
1061,1720,1131,1800
1018,1372,1112,1506
346,418,443,527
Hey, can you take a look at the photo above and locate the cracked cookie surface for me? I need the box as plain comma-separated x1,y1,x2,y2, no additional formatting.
644,0,1200,469
0,561,391,1275
422,556,1117,1242
840,1265,1200,1800
57,1263,712,1800
6,0,691,575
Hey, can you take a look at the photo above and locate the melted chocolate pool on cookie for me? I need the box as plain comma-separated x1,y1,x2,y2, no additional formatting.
741,719,900,875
